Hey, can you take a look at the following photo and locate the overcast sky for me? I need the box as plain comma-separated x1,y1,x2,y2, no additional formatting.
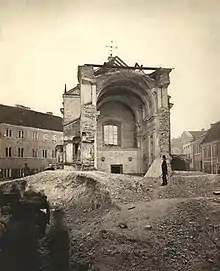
0,0,220,137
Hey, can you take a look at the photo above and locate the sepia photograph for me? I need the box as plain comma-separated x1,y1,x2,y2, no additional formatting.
0,0,220,270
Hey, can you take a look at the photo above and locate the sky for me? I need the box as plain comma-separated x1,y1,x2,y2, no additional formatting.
0,0,220,138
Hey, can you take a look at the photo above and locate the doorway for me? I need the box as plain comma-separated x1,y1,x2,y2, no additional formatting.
111,164,123,174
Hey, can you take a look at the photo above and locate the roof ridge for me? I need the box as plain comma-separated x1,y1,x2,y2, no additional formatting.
0,104,63,132
0,104,62,119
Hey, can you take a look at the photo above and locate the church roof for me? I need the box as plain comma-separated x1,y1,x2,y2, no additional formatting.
0,104,63,132
65,85,80,95
94,55,129,75
104,56,128,67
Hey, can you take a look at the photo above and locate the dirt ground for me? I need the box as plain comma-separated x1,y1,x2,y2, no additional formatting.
1,170,220,271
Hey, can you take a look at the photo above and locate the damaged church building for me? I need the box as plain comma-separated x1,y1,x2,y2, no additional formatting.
61,56,174,176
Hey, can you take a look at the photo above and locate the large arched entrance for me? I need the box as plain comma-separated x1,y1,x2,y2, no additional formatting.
96,72,157,174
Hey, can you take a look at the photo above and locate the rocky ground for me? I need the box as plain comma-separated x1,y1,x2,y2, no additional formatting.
1,170,220,271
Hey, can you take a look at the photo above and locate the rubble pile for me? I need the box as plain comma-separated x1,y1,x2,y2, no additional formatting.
1,170,220,270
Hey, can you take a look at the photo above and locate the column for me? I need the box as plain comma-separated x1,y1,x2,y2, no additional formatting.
78,65,98,170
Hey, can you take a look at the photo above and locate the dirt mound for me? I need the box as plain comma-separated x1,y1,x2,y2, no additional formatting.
143,173,220,200
172,170,210,177
2,170,114,212
2,170,220,270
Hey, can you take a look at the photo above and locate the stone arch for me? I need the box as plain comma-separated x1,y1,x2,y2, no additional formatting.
97,95,142,123
97,72,157,117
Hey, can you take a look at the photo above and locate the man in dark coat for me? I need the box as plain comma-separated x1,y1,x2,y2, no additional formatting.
161,155,168,186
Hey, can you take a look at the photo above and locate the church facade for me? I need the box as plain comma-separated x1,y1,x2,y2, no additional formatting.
61,56,173,175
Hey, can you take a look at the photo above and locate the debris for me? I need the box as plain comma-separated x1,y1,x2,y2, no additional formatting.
1,170,220,270
118,223,128,229
144,225,152,230
213,191,220,195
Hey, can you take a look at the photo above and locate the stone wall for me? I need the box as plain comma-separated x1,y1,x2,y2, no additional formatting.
97,101,136,149
157,107,170,155
97,149,139,173
79,104,98,170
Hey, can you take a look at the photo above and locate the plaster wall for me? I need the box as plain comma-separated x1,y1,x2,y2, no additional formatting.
63,96,80,125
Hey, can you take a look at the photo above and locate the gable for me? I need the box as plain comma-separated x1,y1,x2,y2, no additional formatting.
181,131,193,145
65,85,80,96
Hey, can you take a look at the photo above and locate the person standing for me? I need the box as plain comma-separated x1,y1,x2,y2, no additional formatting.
22,163,31,177
161,155,168,186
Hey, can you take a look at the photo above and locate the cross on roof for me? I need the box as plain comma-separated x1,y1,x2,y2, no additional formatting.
106,41,118,57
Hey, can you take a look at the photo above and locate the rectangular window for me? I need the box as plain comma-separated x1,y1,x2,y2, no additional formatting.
18,130,24,138
18,148,24,157
208,145,211,157
5,129,12,138
73,144,79,159
42,150,47,158
52,135,57,142
52,149,56,158
33,132,38,140
32,149,38,157
104,125,118,146
213,144,217,158
5,147,12,157
8,169,12,178
3,169,11,178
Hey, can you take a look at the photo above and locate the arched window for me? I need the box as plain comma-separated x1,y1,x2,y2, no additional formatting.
103,124,119,146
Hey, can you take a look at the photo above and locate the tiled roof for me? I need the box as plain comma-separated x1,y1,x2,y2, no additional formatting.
188,131,206,141
0,104,63,132
201,121,220,144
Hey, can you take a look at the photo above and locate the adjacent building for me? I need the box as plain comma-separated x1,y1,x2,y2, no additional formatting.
181,130,206,169
201,122,220,174
0,104,63,180
191,131,207,171
61,56,174,175
171,136,182,155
